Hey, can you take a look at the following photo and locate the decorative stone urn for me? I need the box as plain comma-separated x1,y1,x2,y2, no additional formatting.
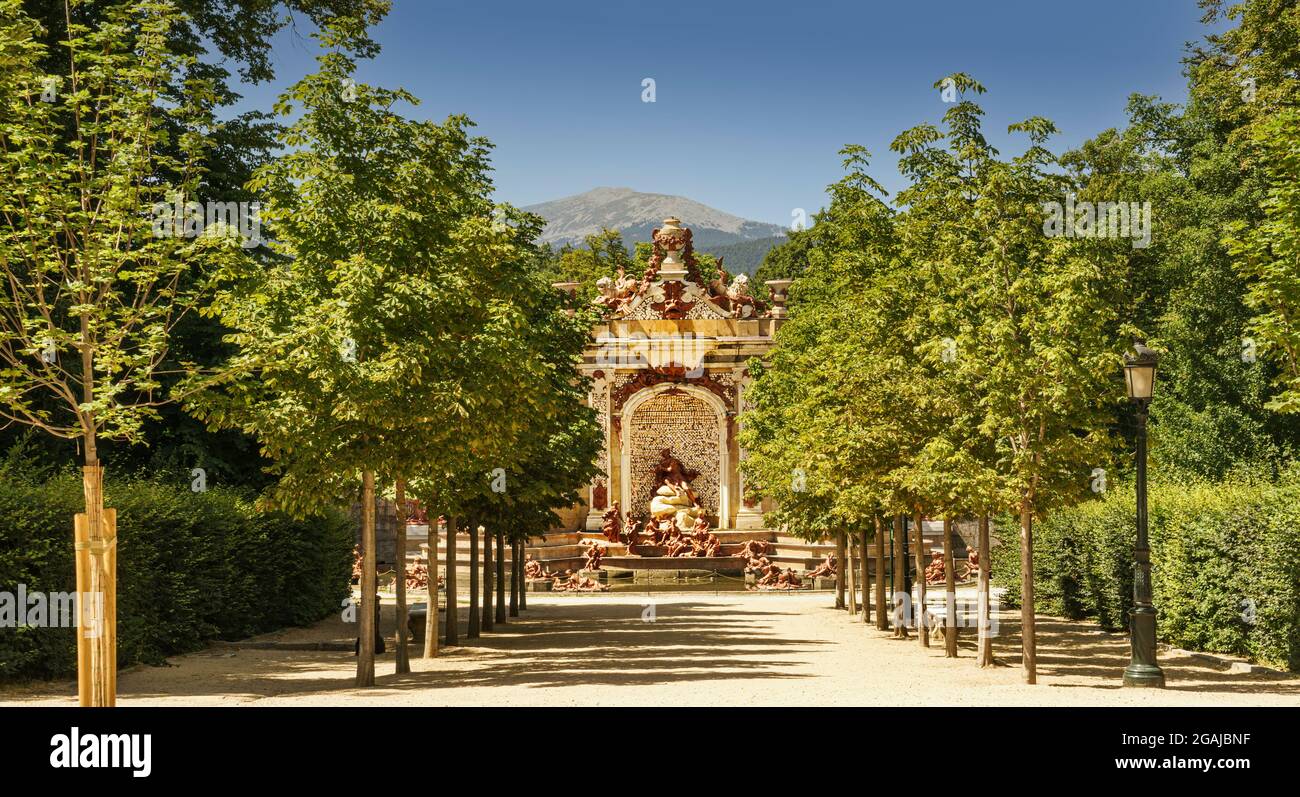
653,217,689,280
551,281,581,298
552,280,582,315
765,278,793,318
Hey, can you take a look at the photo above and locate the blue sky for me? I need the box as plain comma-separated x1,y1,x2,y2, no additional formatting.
234,0,1219,225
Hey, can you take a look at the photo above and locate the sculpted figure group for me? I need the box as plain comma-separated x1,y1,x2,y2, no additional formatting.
523,553,553,581
738,539,773,574
752,564,802,590
609,503,724,559
594,267,642,313
708,267,762,318
589,221,771,320
582,539,606,571
523,552,608,592
805,551,837,579
552,570,608,592
925,550,947,584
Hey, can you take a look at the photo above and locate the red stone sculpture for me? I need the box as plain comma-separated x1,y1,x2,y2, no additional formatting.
925,551,946,584
664,525,692,558
706,257,731,306
690,516,720,557
738,539,773,574
524,553,557,581
405,500,428,524
582,540,606,571
406,559,430,590
600,501,624,543
648,517,668,546
593,267,641,314
552,569,609,592
653,449,698,502
805,551,837,579
778,568,803,589
650,280,696,319
751,564,804,590
622,517,644,553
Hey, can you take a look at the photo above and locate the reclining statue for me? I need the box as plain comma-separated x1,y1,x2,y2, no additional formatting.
649,449,706,531
805,551,837,579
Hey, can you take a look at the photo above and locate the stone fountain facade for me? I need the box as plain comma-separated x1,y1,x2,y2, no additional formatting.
568,217,792,534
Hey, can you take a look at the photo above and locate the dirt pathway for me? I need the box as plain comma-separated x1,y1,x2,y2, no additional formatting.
3,592,1296,706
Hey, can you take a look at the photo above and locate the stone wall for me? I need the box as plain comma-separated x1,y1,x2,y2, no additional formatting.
626,390,721,521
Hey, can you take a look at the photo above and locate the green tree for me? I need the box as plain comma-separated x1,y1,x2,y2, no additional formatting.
892,75,1130,681
4,0,391,484
754,226,816,284
189,27,543,683
543,228,635,301
0,0,249,705
741,146,904,555
1225,109,1300,413
1061,0,1300,479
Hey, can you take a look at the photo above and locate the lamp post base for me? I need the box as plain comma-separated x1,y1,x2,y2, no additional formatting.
1123,663,1166,688
1123,605,1165,687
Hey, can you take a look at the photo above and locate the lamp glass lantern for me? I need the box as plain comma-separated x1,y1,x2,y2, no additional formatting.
1124,343,1158,402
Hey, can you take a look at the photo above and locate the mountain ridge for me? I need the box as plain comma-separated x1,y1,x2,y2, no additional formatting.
523,186,787,250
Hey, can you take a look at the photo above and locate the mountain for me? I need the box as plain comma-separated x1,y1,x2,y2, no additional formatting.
699,235,786,278
523,187,788,250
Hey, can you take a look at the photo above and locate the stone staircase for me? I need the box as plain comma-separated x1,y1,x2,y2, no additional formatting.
398,520,970,583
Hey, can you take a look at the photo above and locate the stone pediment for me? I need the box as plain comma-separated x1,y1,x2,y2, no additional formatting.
592,217,768,321
621,278,732,320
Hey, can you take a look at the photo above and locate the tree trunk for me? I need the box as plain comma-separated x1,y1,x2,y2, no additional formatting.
943,516,958,658
78,453,115,706
860,526,870,624
393,479,410,674
78,328,114,705
467,518,480,639
892,514,908,638
444,517,458,647
978,515,994,667
422,515,440,658
1020,501,1036,684
356,471,377,687
509,539,519,617
914,509,928,648
482,524,494,632
495,532,507,624
845,533,858,617
834,531,846,610
512,538,522,611
874,515,887,630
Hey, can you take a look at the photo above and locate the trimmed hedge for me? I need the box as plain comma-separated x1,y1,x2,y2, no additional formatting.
0,473,353,682
991,473,1300,671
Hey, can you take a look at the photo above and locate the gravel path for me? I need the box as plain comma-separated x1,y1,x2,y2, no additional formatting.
3,591,1297,706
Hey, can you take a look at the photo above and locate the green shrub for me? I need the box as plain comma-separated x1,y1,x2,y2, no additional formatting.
992,472,1300,671
0,473,352,682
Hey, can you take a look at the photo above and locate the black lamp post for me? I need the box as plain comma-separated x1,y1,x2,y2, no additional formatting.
1122,341,1164,688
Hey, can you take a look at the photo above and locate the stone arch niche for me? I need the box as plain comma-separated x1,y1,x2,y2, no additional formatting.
620,383,730,527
